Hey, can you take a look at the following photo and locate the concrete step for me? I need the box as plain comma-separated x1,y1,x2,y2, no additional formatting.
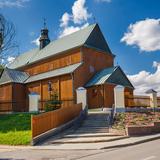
81,125,108,128
75,127,109,130
82,120,108,123
85,118,108,120
74,130,109,134
81,122,108,125
63,133,124,138
76,126,109,129
50,136,128,144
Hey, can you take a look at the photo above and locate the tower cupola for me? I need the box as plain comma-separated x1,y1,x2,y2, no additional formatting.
39,19,50,49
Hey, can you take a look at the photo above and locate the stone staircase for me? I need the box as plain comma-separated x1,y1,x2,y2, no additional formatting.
43,111,126,145
72,112,109,134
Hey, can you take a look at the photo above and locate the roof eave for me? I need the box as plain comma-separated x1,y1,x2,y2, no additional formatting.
15,45,84,70
24,62,83,84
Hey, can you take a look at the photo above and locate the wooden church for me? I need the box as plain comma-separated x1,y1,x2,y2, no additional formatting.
0,23,134,112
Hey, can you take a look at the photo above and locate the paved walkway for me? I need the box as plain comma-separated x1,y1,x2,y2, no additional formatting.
1,138,160,160
33,133,160,150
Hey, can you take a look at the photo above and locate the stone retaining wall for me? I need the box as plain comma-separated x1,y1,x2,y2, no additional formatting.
126,122,160,136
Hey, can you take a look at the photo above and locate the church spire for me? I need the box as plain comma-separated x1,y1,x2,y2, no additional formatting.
39,19,50,50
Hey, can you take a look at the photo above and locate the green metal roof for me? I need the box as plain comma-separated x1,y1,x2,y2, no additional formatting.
85,66,117,87
0,68,29,85
85,66,134,88
24,63,82,83
8,24,113,69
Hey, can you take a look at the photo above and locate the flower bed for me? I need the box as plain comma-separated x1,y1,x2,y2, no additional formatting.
112,112,160,135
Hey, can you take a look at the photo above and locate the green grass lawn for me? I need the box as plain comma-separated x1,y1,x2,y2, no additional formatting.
0,113,34,145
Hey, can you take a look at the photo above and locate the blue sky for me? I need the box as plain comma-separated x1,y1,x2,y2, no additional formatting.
0,0,160,94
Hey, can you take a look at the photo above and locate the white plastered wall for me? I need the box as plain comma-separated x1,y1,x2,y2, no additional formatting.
76,87,87,109
29,93,40,112
114,85,125,112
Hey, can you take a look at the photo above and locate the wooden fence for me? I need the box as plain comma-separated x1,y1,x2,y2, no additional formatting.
158,98,160,107
31,103,82,138
126,96,160,107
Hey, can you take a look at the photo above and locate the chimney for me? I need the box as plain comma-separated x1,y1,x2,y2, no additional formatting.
39,19,50,49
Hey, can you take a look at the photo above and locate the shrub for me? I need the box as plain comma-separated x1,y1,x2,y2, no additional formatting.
44,91,62,112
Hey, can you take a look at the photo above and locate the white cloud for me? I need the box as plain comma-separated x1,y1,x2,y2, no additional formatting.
153,61,160,68
127,61,160,96
121,18,160,52
59,23,89,38
72,0,92,24
31,36,40,46
0,59,5,64
59,0,91,38
95,0,111,3
60,12,71,27
7,56,15,63
0,0,30,8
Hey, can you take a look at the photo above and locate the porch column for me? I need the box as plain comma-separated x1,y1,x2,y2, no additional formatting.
114,85,125,112
29,93,40,112
146,89,157,108
76,87,87,109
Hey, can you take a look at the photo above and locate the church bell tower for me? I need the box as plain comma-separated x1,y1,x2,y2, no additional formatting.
39,19,50,49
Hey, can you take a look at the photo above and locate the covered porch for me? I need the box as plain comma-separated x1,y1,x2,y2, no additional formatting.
85,66,134,109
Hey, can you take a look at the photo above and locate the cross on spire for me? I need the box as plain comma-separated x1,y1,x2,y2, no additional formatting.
43,18,46,29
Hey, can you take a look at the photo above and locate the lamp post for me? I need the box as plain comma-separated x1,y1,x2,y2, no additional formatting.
48,81,52,100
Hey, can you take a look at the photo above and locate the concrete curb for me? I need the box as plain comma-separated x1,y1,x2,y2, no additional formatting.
0,134,160,151
51,136,129,144
101,135,160,149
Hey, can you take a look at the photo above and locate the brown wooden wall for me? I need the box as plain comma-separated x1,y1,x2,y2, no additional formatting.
22,49,81,76
0,83,27,112
87,84,115,109
87,85,104,108
0,84,12,112
87,83,134,109
74,47,114,90
0,84,12,101
12,83,27,112
125,87,134,107
103,84,115,108
25,74,73,110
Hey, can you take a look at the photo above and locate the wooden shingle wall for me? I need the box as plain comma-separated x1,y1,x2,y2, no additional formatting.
22,49,81,76
25,74,73,110
74,47,114,90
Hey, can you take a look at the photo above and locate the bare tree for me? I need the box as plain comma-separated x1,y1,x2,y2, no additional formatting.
0,14,16,64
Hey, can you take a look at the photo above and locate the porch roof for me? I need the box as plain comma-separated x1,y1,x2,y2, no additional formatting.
85,66,117,87
85,66,134,88
0,68,29,85
24,62,82,83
